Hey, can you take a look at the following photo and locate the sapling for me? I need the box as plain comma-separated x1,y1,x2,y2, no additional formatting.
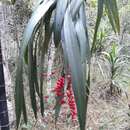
102,44,124,95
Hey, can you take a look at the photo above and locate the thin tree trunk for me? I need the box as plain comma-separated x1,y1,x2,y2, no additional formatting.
0,40,10,130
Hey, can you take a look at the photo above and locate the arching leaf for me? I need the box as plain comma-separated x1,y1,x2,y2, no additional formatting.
91,0,104,53
63,9,87,130
104,0,120,33
22,0,56,57
54,0,68,47
70,0,84,18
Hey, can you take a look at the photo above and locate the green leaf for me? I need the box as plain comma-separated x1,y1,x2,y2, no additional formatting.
15,53,27,129
15,56,23,129
104,0,116,33
22,0,56,57
44,6,54,52
111,43,116,58
79,4,86,29
22,94,27,126
75,18,90,64
91,0,104,53
39,6,54,116
107,0,120,33
21,0,56,118
104,0,120,33
92,0,120,53
70,0,84,19
54,0,68,47
38,20,45,117
63,9,87,130
24,46,28,65
78,4,91,63
28,40,37,119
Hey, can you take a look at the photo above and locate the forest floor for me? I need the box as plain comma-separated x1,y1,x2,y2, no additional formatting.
14,81,130,130
87,81,130,130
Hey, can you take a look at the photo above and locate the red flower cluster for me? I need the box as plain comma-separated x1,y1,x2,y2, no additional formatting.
66,75,77,120
53,76,65,104
53,74,77,120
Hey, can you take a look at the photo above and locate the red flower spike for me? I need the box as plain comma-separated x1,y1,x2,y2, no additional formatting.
53,76,65,104
53,74,77,121
66,75,77,121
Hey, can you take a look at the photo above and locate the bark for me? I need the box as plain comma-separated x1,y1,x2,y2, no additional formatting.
0,40,10,130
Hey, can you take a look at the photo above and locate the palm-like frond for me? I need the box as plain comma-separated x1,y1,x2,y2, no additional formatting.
15,0,120,130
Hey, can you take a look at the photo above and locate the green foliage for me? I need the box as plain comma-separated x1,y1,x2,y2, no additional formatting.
102,43,128,94
102,43,119,79
15,0,120,130
91,0,120,54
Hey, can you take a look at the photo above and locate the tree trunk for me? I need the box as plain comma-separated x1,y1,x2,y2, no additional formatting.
0,40,10,130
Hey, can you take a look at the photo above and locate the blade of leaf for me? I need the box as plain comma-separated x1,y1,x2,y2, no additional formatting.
28,41,37,119
91,0,104,53
63,9,87,130
70,0,84,19
107,0,120,33
54,0,68,47
15,55,23,129
38,19,45,116
75,18,90,64
78,4,91,63
34,39,40,97
22,0,56,57
15,0,56,127
21,92,27,125
104,0,116,33
39,7,53,116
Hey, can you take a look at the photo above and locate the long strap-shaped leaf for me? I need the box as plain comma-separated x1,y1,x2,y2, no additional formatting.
104,0,116,33
75,19,89,84
39,8,53,116
15,56,23,129
112,0,120,33
15,52,27,129
70,0,84,19
79,4,91,64
22,0,56,56
54,0,68,47
92,0,120,53
91,0,104,53
105,0,120,33
15,0,56,128
63,9,87,130
28,40,38,119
